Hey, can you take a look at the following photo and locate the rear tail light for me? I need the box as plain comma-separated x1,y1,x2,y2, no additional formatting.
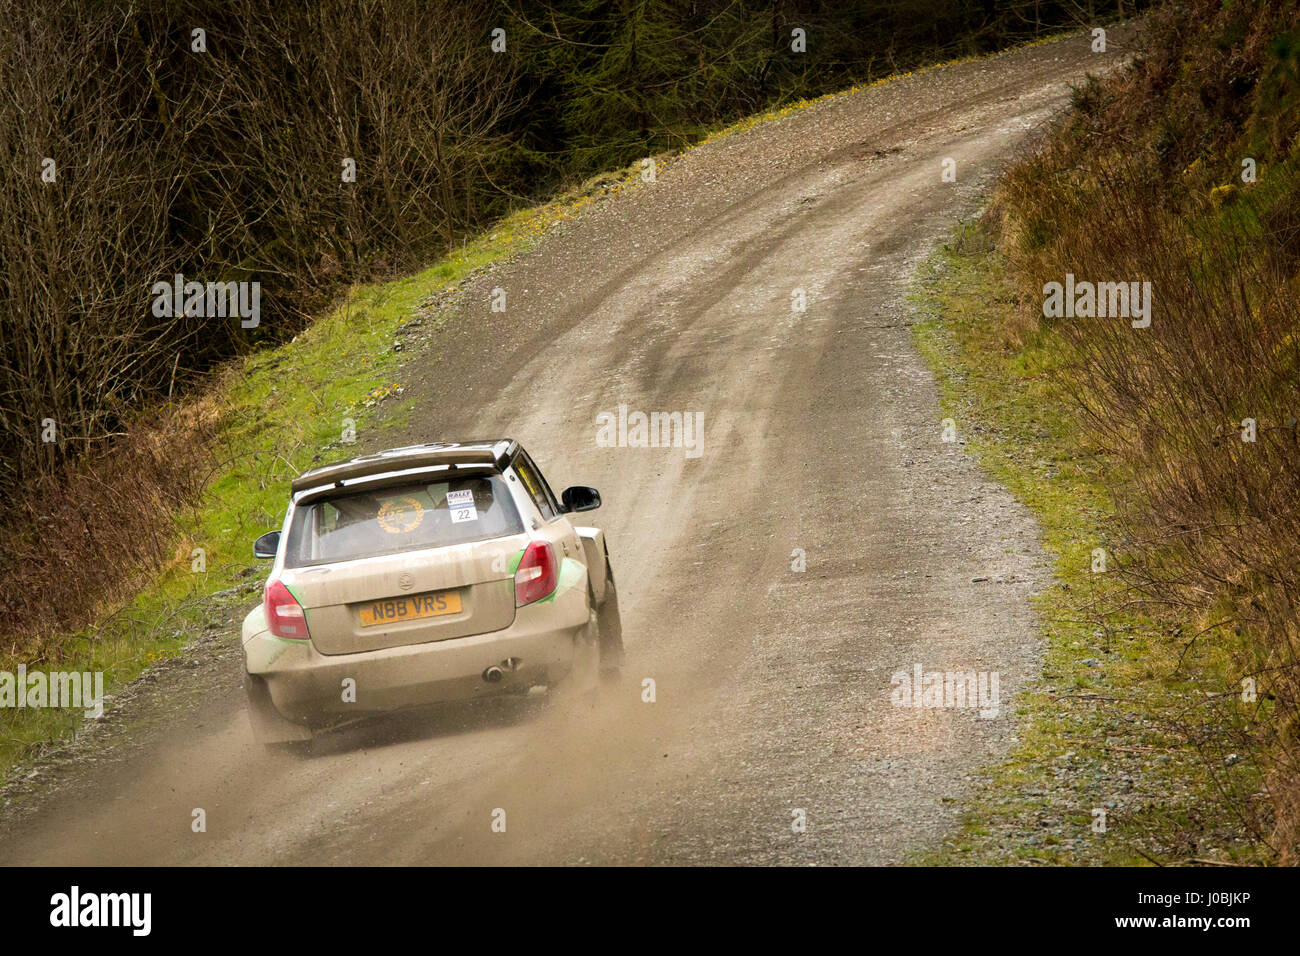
264,579,310,640
514,541,558,606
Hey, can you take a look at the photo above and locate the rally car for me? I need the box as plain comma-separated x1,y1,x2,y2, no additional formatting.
240,440,623,747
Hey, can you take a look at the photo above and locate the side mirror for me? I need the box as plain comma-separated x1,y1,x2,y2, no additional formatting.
253,530,281,559
560,486,601,514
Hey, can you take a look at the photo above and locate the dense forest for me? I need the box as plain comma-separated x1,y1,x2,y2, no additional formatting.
0,0,1137,501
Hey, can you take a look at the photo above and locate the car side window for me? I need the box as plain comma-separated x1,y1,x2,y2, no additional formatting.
513,452,559,520
529,453,563,514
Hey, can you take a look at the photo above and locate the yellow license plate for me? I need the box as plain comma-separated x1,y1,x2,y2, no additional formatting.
358,591,462,627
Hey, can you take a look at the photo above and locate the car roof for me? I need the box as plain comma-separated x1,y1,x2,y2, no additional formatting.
290,440,518,495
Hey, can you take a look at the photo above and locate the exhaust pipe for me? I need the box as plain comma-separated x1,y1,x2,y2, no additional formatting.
482,666,504,683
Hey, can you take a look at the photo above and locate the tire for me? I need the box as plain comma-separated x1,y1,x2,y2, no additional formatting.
552,563,623,703
549,609,601,705
596,563,624,684
244,671,314,750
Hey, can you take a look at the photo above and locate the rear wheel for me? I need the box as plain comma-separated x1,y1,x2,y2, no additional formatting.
552,563,623,703
244,671,314,751
597,564,624,685
545,610,598,708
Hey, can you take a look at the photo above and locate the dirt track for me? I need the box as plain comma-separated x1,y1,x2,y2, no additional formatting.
1,26,1137,865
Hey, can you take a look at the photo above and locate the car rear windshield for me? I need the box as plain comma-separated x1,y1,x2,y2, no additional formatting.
283,474,523,568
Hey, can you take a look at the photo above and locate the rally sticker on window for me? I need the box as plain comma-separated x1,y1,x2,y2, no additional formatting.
446,489,478,523
377,496,424,534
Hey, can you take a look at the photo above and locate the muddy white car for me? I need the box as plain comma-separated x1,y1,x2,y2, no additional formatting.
240,440,623,747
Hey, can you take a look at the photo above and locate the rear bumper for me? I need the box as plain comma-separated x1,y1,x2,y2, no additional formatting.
242,586,587,726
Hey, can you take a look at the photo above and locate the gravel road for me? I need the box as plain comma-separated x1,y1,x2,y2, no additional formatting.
0,25,1137,865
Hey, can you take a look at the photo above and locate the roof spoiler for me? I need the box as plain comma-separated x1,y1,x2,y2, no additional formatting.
290,440,518,494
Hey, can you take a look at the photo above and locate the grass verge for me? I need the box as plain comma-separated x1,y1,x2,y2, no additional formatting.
908,221,1269,865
